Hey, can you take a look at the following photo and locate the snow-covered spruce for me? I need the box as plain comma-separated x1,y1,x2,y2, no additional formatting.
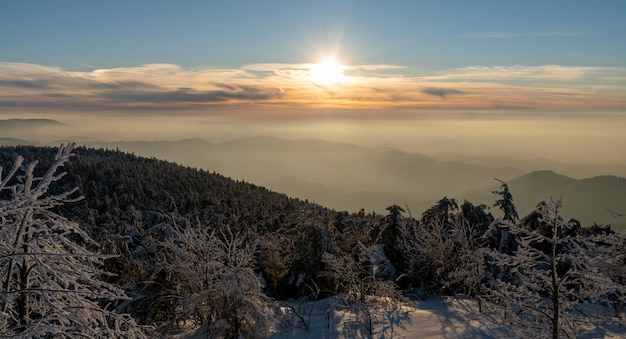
0,144,143,338
483,197,626,339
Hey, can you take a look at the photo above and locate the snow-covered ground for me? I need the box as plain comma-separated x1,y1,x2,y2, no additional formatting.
270,296,626,339
174,295,625,338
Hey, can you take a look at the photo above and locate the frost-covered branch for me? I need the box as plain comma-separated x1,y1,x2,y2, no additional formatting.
0,144,143,338
483,197,626,338
150,224,273,338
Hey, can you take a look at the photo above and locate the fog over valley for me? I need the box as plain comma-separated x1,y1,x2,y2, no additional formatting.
2,117,625,229
2,114,626,167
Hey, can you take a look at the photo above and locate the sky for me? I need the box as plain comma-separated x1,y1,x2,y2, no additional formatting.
1,1,625,163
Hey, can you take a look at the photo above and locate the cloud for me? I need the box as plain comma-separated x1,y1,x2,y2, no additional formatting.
103,86,282,104
463,32,519,39
243,63,309,71
0,63,286,111
426,65,626,82
536,31,582,37
422,88,464,99
0,62,624,117
0,79,56,90
348,64,407,72
463,31,583,39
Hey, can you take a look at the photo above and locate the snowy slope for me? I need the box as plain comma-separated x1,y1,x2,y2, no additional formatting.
269,296,625,339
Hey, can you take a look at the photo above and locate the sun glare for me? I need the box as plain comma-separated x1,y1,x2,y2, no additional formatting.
309,57,346,85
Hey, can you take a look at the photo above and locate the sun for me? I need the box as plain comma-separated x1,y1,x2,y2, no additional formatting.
309,57,346,85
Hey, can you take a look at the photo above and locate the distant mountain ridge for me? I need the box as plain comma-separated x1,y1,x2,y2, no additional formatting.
264,175,424,213
0,137,35,146
0,118,64,129
77,136,524,214
462,170,626,229
0,119,65,144
2,137,624,229
435,153,626,179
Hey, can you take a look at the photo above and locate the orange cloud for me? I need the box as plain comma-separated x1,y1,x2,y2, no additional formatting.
0,62,624,118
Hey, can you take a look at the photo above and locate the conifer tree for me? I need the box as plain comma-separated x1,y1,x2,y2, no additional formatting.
0,144,143,337
377,204,407,277
491,179,518,253
484,198,625,338
420,196,458,226
493,179,518,222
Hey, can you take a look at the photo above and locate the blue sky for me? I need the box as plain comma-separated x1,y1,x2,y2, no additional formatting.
2,1,624,70
1,1,625,162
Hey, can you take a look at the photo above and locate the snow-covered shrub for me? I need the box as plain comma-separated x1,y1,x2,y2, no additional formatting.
399,218,456,292
154,224,273,338
321,240,402,335
399,215,488,297
322,241,400,307
0,144,143,338
278,204,336,298
275,281,321,333
483,198,626,339
444,219,490,298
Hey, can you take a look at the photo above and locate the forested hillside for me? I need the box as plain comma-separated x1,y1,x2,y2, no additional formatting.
1,145,624,338
0,145,330,296
1,145,306,230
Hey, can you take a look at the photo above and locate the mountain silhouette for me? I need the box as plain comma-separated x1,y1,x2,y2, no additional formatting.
462,170,626,229
0,118,64,129
78,136,523,214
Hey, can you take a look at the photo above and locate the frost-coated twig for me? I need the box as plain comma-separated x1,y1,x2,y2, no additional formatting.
0,144,144,338
483,197,626,338
0,155,23,191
